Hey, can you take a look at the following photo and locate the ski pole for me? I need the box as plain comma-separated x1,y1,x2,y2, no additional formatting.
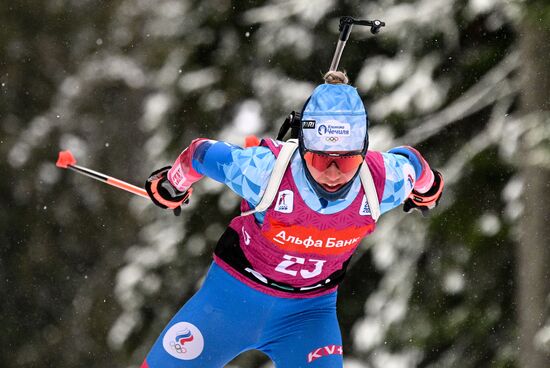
329,16,385,72
56,150,149,199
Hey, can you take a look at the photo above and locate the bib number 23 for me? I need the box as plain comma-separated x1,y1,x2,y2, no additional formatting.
275,255,326,279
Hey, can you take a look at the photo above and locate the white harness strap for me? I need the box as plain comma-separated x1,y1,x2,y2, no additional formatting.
241,139,381,222
241,139,299,216
359,163,381,222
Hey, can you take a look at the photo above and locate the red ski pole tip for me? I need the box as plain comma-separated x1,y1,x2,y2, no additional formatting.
56,150,77,168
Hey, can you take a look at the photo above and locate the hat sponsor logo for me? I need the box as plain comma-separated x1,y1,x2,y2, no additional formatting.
302,120,316,129
317,121,351,138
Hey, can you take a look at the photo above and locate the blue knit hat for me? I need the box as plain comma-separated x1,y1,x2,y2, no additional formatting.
300,83,368,153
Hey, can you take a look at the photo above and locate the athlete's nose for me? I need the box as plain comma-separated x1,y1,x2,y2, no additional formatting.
324,162,344,181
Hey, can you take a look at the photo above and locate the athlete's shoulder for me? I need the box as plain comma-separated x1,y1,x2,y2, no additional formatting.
365,150,386,172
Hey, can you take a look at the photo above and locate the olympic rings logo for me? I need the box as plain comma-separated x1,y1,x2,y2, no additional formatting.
325,137,339,142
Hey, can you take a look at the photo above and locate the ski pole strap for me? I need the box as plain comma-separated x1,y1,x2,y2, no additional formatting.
241,139,299,216
241,138,380,222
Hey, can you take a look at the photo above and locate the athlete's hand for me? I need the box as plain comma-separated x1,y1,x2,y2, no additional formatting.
403,170,444,216
145,166,192,216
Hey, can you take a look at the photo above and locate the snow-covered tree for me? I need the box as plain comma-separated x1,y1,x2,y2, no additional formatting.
1,1,548,367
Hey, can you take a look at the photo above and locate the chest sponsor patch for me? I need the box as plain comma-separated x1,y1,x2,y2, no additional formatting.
263,219,373,255
274,190,293,213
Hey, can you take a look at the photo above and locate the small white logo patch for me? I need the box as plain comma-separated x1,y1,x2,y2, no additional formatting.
275,190,294,213
242,226,251,245
359,195,371,216
162,322,204,360
302,120,316,129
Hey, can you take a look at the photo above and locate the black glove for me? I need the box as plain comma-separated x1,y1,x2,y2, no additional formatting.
403,170,444,216
145,167,192,216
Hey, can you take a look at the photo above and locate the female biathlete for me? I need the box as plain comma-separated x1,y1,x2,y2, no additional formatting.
141,71,444,367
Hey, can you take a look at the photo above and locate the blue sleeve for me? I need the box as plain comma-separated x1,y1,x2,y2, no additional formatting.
387,146,424,179
191,141,276,207
380,152,417,214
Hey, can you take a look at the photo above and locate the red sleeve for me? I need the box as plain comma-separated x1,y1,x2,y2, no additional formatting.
167,138,209,192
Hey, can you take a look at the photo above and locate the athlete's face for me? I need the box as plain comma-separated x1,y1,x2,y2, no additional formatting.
305,160,359,192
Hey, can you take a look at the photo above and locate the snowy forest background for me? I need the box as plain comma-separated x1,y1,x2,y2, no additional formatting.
2,0,549,367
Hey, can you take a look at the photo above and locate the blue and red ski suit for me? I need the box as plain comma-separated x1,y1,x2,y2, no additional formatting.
141,137,433,367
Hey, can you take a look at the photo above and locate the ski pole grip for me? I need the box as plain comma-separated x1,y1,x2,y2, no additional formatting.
339,23,353,41
338,16,354,41
329,16,386,72
330,17,354,71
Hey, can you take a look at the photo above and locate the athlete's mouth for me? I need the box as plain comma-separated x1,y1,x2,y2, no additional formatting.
322,183,344,192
